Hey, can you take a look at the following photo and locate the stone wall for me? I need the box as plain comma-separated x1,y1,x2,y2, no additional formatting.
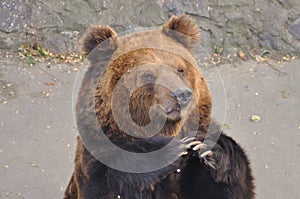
1,0,299,56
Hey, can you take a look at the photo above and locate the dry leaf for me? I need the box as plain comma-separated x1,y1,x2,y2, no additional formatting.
255,55,265,62
250,115,261,122
238,50,247,60
44,82,55,86
281,90,289,99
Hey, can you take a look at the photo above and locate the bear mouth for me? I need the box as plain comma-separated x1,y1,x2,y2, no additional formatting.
165,106,181,115
160,103,185,121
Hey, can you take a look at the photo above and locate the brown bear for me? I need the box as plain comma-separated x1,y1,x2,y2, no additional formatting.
64,15,255,199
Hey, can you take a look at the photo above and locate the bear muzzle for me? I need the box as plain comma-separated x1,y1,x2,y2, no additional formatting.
172,86,193,106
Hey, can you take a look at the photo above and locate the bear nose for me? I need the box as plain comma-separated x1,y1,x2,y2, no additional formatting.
173,87,193,105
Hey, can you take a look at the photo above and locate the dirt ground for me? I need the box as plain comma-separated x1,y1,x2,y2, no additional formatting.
0,49,299,198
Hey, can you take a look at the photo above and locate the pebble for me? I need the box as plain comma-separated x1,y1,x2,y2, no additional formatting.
265,164,269,169
43,92,51,98
31,163,38,168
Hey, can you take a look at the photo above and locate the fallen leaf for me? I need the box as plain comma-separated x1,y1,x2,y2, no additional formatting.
281,90,289,99
213,45,223,55
25,55,36,65
223,124,231,129
255,55,265,62
44,82,55,86
250,115,261,123
39,47,49,56
238,50,247,60
17,44,84,65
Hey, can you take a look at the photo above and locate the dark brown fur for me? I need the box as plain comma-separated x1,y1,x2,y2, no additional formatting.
64,15,255,199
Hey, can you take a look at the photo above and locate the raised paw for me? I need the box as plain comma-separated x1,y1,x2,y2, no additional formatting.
178,137,202,156
180,137,206,151
181,137,217,170
177,137,205,156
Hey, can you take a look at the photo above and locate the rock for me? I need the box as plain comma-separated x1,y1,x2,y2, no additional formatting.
99,0,167,30
289,17,300,40
0,36,8,49
26,2,64,31
44,34,68,54
211,0,252,7
0,0,27,33
162,0,209,18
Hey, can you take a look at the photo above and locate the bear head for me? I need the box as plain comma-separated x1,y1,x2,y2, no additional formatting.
81,15,211,141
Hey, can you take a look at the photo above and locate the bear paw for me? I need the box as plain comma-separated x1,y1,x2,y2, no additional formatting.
188,140,217,170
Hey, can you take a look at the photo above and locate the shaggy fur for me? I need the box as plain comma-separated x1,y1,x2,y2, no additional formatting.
64,15,255,199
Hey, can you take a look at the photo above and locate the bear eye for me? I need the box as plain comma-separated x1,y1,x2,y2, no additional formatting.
177,67,185,75
142,72,155,82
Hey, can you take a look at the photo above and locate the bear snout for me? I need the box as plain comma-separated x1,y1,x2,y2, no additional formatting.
173,87,193,106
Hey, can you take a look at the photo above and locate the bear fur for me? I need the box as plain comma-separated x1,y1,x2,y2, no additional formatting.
64,15,255,199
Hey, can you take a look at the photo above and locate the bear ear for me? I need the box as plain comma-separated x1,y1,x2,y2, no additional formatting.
81,25,119,55
162,15,200,49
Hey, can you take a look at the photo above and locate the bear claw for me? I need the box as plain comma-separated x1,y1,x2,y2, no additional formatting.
200,150,217,170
